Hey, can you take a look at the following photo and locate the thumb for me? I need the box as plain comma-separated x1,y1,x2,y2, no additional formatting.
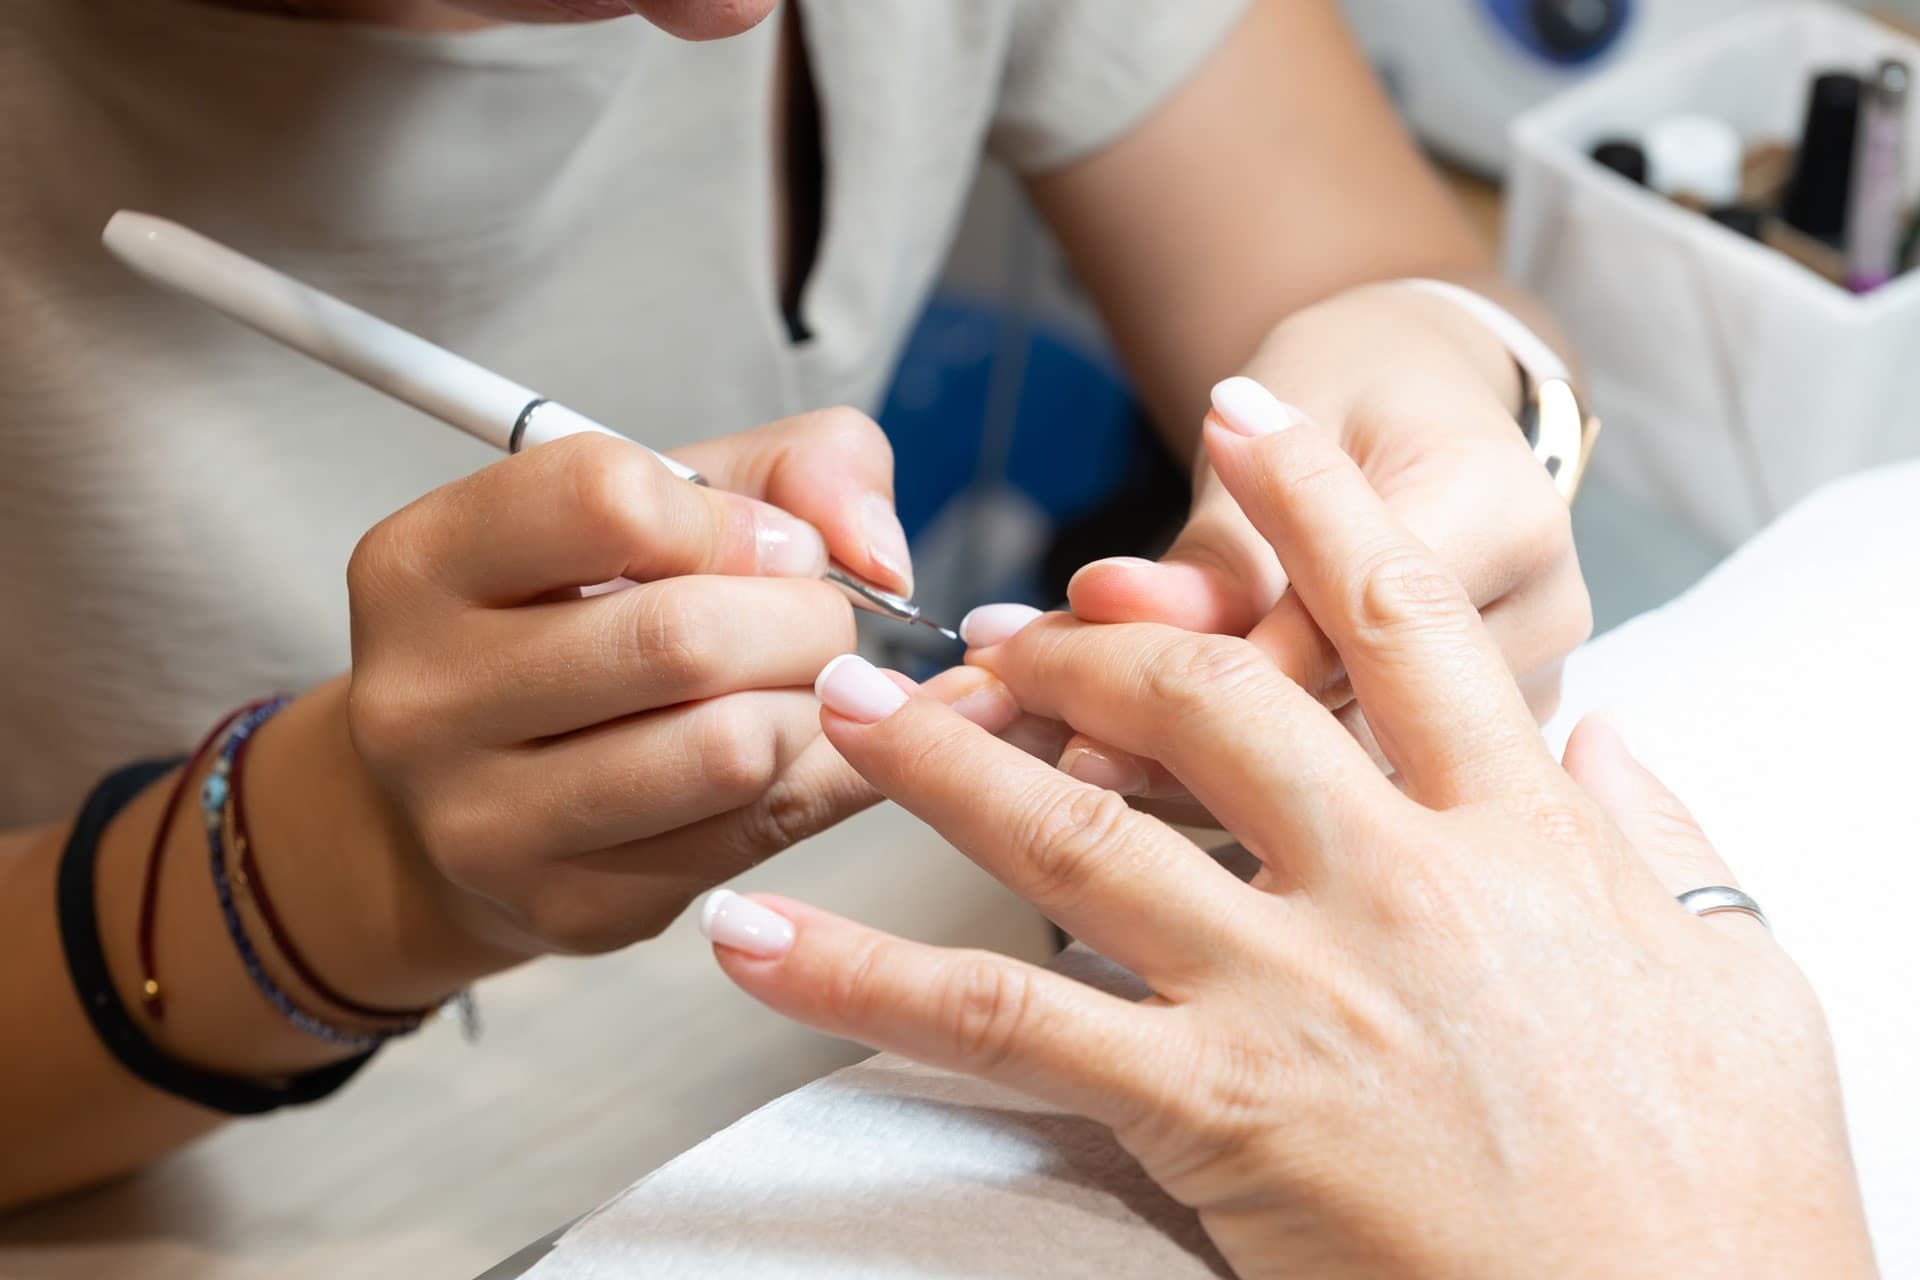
670,407,913,595
1562,713,1744,910
1067,465,1285,635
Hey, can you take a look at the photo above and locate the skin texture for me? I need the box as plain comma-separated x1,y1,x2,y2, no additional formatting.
7,0,1595,1206
713,400,1878,1280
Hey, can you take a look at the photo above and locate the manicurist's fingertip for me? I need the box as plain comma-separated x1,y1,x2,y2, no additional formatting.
698,890,796,959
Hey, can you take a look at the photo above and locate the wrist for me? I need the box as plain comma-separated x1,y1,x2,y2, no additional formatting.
1341,279,1533,414
241,678,525,1011
1242,282,1530,438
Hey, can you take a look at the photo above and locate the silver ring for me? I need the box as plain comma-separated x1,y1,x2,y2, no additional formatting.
1677,885,1769,931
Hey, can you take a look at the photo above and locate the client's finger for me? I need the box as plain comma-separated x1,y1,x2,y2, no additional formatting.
813,654,1259,988
1204,377,1555,809
967,614,1399,883
1067,467,1287,636
1561,714,1770,943
703,893,1179,1133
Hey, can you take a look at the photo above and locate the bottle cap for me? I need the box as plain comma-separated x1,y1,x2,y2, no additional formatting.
1785,72,1864,239
1590,139,1648,185
1645,115,1743,206
1708,204,1767,240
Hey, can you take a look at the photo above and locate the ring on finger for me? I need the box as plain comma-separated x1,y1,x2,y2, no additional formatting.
1677,885,1769,932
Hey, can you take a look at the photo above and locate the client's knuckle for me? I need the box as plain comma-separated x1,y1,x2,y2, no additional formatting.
1012,782,1137,906
819,931,891,1026
1522,794,1613,855
939,956,1038,1073
1149,635,1273,719
1348,544,1470,648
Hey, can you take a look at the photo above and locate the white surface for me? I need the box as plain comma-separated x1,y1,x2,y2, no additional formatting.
530,460,1920,1278
1505,3,1920,548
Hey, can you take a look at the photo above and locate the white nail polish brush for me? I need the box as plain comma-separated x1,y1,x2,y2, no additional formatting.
100,210,958,641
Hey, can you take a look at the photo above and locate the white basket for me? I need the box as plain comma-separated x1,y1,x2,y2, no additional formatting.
1504,2,1920,547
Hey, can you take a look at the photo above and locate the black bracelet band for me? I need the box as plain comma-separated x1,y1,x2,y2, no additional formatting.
57,759,375,1116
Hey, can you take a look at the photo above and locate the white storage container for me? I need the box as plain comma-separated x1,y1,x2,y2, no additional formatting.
1504,2,1920,546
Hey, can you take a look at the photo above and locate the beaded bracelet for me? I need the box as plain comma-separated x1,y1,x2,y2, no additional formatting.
223,701,440,1027
59,760,376,1116
203,698,425,1049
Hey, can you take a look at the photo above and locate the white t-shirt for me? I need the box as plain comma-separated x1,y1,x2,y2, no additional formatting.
0,0,1247,823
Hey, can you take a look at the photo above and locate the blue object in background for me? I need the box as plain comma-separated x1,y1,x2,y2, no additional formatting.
878,293,1140,542
1482,0,1633,67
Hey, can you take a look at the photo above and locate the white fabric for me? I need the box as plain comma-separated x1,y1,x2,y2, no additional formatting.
0,0,1248,825
527,460,1920,1279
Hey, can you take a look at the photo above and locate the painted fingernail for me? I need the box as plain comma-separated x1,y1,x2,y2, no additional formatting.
959,603,1043,649
1059,747,1149,797
858,494,914,595
698,889,795,959
815,653,910,723
757,511,829,578
1209,377,1309,438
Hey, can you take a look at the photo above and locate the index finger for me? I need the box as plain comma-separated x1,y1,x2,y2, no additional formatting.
812,655,1261,994
390,432,828,605
1204,378,1554,809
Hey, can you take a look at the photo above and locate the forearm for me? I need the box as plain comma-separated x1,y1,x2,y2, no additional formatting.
1025,0,1579,460
0,679,518,1211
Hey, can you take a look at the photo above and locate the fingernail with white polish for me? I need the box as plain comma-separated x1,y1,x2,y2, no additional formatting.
1059,747,1149,797
699,889,795,959
815,653,910,723
1210,377,1309,438
959,603,1043,649
758,512,829,578
859,494,914,595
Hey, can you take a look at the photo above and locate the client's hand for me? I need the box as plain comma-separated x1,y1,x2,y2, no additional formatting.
701,387,1874,1279
1039,284,1593,809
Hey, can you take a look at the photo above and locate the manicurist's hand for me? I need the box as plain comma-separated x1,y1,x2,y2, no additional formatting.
334,409,1016,965
1044,284,1593,805
702,387,1875,1280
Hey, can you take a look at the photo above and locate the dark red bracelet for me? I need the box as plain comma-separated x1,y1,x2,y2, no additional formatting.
226,701,438,1026
136,701,270,1020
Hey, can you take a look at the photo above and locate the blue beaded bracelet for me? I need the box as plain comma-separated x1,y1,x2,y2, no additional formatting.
202,697,414,1050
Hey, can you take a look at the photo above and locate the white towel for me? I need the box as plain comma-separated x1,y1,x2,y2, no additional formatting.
530,461,1920,1279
